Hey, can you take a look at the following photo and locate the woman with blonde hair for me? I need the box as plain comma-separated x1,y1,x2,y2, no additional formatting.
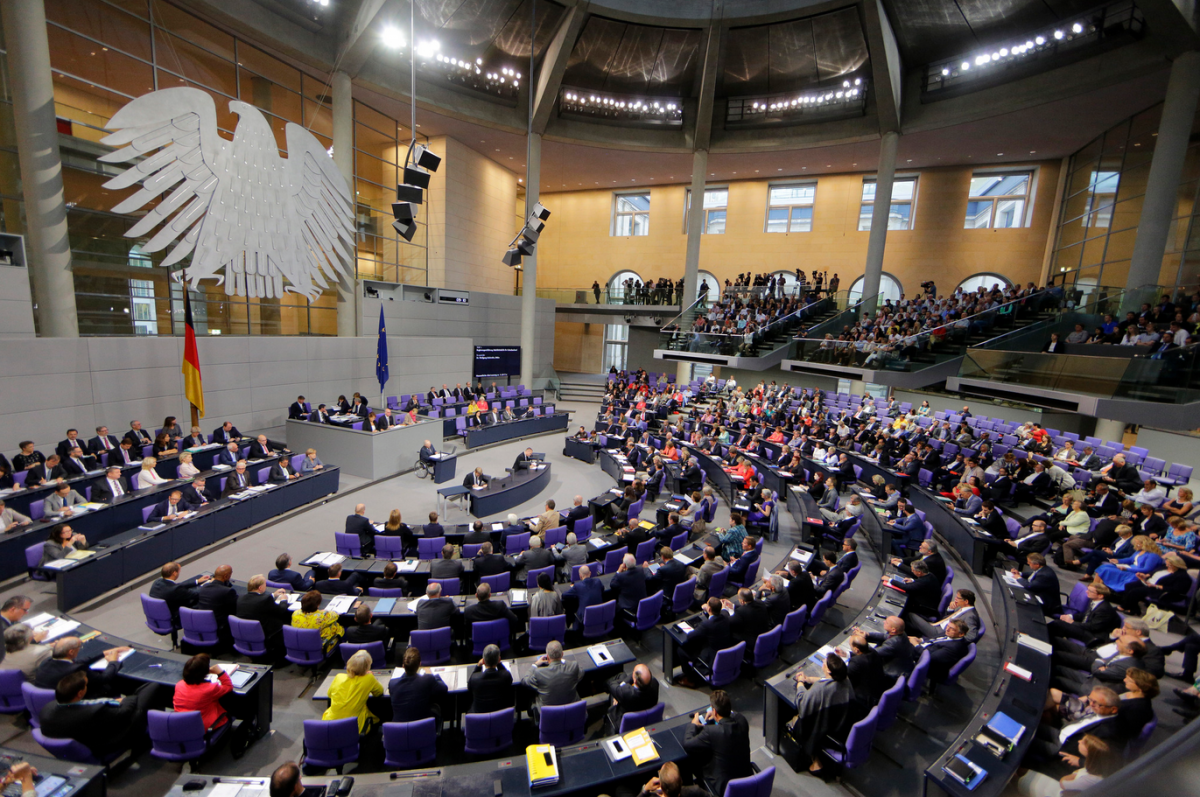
300,448,324,473
177,452,199,479
322,649,383,733
1016,733,1122,797
1094,534,1164,592
136,456,170,488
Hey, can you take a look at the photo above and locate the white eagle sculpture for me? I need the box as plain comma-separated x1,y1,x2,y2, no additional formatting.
99,87,353,301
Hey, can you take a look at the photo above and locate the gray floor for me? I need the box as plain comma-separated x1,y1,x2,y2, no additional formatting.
0,396,1192,797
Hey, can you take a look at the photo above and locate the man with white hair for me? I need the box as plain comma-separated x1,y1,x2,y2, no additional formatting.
564,495,590,531
611,553,649,613
513,534,559,580
522,640,582,720
759,574,792,626
414,582,458,631
501,513,525,549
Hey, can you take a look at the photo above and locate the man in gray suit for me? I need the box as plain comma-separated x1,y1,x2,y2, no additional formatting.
907,588,981,643
521,640,581,720
43,483,86,517
559,532,588,579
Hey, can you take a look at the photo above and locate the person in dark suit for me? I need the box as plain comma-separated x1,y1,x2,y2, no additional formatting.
123,421,152,448
473,542,512,578
758,574,792,627
268,457,298,484
424,512,445,539
87,426,121,457
216,443,241,468
610,553,649,613
288,397,307,419
812,553,845,599
235,574,293,642
344,604,390,647
149,561,210,620
685,598,734,669
374,409,396,430
181,476,219,507
345,504,375,556
780,560,816,612
389,646,448,724
463,583,519,637
724,588,772,645
462,521,491,546
212,422,243,444
92,466,131,503
148,490,193,523
606,663,659,732
415,582,458,630
57,447,94,476
429,544,464,580
1011,553,1062,615
418,440,437,461
682,690,752,796
513,447,535,470
891,540,946,585
39,670,165,760
34,637,131,697
249,435,278,459
655,547,689,596
682,458,704,492
269,553,313,592
565,565,603,630
181,427,208,448
468,644,514,714
916,618,972,683
859,616,916,679
886,505,926,555
909,588,981,642
885,559,941,619
371,561,408,594
846,636,886,712
563,496,590,531
1024,685,1126,770
463,467,489,490
1048,583,1121,646
196,564,238,624
727,537,760,586
314,563,362,595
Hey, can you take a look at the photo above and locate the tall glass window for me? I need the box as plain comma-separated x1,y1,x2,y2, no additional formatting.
603,323,628,371
859,177,917,231
685,188,728,234
766,183,816,232
965,172,1032,229
613,193,650,236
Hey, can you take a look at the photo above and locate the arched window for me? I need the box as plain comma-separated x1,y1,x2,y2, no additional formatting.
771,270,801,296
606,270,642,304
956,273,1012,294
848,273,902,304
698,270,719,301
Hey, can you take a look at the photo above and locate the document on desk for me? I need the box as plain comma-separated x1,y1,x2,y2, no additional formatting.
603,735,633,762
208,783,243,797
40,559,76,570
397,559,419,573
676,621,694,634
588,537,607,549
326,595,356,614
408,597,427,612
430,667,461,690
588,645,615,666
41,619,81,642
23,613,54,629
491,522,505,531
790,548,814,565
1018,634,1053,656
88,648,135,670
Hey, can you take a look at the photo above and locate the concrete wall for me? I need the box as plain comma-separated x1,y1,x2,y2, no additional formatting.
0,264,35,337
534,161,1061,296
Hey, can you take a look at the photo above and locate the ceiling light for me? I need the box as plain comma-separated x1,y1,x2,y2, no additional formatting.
1053,30,1064,39
381,26,405,49
1035,35,1045,45
1072,22,1084,33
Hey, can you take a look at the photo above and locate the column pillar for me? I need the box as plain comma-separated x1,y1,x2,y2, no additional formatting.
678,149,708,383
331,69,358,337
2,0,77,337
1093,418,1127,445
519,132,541,387
861,131,899,318
1126,50,1200,293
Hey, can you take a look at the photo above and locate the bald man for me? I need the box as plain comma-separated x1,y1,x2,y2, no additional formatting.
346,503,374,555
197,564,238,624
607,662,660,732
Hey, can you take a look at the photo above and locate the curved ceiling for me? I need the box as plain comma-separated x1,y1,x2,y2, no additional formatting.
416,0,566,61
563,16,704,95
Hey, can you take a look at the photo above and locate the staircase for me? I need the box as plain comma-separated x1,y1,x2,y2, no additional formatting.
558,376,608,404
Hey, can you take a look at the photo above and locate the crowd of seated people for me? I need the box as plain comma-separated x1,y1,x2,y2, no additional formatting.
668,292,817,356
1041,293,1200,356
809,280,1049,367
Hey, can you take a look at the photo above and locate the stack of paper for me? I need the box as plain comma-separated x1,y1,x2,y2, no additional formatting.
305,552,346,567
527,744,559,788
90,648,135,670
41,619,81,641
326,595,356,614
1017,634,1052,655
622,727,659,765
985,712,1026,749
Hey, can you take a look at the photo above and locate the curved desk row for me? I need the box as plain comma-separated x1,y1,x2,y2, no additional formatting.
461,413,570,449
0,455,285,585
51,466,339,611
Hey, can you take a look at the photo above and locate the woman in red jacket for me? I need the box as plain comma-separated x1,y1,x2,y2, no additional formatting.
173,653,233,730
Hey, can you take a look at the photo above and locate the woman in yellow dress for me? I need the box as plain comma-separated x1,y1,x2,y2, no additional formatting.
290,590,344,653
322,649,382,734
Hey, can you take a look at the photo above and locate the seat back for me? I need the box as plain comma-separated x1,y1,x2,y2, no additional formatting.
544,526,567,546
1127,716,1157,759
410,627,453,664
471,619,511,656
538,700,587,746
836,707,880,771
527,566,555,589
943,642,977,686
905,650,931,700
21,683,55,728
672,577,697,613
148,710,209,761
282,626,327,666
634,538,656,563
375,535,405,559
367,587,406,598
807,591,835,628
635,591,664,631
140,594,177,635
1065,581,1090,614
430,577,460,596
603,548,626,573
875,675,906,731
574,516,593,540
528,615,567,652
780,606,808,646
481,572,511,592
752,624,782,668
709,642,746,687
618,702,665,734
179,607,220,648
31,729,100,764
670,530,688,551
463,708,515,755
334,532,361,558
0,670,23,713
418,537,446,560
707,566,730,600
302,717,360,769
24,543,46,578
506,532,530,554
339,641,386,669
582,600,617,639
229,617,268,658
382,718,437,768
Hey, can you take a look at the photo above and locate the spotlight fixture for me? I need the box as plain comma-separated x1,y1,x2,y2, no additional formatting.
501,202,552,267
411,143,442,172
391,142,441,244
530,202,551,221
502,248,523,267
381,26,405,49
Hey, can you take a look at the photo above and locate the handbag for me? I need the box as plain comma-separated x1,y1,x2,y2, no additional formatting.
1141,604,1173,631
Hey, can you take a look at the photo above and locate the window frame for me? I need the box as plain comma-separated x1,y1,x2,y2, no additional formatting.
765,181,817,233
612,191,651,237
1082,170,1120,229
858,175,919,232
684,186,729,235
964,168,1036,229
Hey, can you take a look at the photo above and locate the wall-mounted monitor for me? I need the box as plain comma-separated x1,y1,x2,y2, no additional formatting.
474,345,520,378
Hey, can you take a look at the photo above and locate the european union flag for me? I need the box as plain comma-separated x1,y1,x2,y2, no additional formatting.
376,305,389,394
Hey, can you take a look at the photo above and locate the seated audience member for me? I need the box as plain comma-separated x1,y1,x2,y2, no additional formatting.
908,588,980,642
1024,686,1129,774
34,637,131,697
149,561,211,620
235,574,293,644
40,670,166,760
789,652,855,774
148,489,193,523
463,583,519,636
637,761,709,797
468,643,514,714
197,564,238,623
389,646,447,725
0,500,32,532
269,553,313,592
300,448,324,472
857,616,916,679
290,590,343,653
914,618,972,683
564,565,603,630
430,544,464,580
521,640,582,721
181,476,218,507
345,503,374,556
173,653,232,730
314,563,362,596
1048,583,1121,646
137,457,170,488
1,624,50,680
222,461,253,495
268,456,298,484
344,604,389,646
607,662,660,732
213,421,243,443
415,582,459,630
472,542,512,578
1017,733,1123,797
39,525,87,566
681,689,752,795
176,452,200,479
530,572,565,618
324,649,383,734
217,443,241,468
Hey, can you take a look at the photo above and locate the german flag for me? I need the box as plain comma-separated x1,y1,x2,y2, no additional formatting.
181,288,205,418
